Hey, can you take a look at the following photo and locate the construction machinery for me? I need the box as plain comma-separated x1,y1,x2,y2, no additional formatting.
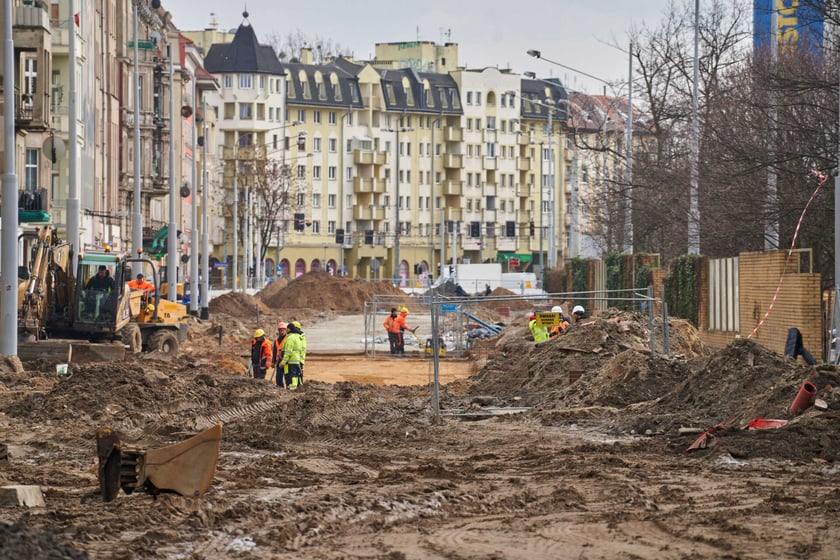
17,226,188,362
96,423,222,501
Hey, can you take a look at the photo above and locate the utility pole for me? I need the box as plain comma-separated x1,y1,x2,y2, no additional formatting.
201,95,209,318
189,76,198,315
132,2,142,255
1,0,19,356
167,43,178,302
232,148,238,293
67,0,79,268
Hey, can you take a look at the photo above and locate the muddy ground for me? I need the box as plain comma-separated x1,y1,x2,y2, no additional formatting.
1,272,840,559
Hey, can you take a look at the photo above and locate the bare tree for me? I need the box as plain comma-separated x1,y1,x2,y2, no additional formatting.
263,29,347,63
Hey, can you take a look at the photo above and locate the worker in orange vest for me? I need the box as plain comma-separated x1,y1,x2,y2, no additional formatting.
383,308,402,355
396,306,417,354
250,329,272,380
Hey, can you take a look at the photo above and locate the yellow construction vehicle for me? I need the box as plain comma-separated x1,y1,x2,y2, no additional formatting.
18,226,189,361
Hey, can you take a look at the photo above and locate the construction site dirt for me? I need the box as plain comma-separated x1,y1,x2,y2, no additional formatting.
1,272,840,559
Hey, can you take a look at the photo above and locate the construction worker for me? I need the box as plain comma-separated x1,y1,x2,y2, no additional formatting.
85,265,114,292
250,329,272,380
295,321,307,382
396,306,417,354
572,305,587,324
548,306,570,338
528,313,550,344
281,322,304,390
272,322,288,388
127,273,155,303
383,308,402,354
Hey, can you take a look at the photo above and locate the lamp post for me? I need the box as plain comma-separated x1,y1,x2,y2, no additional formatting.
528,49,633,254
167,43,178,302
383,120,413,285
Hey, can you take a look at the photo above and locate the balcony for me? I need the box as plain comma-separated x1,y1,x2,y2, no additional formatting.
353,149,387,166
483,129,497,143
444,126,463,142
444,208,462,222
517,159,531,172
354,206,386,221
517,184,531,198
441,180,463,196
443,154,462,168
519,131,532,145
483,156,497,170
15,4,49,31
353,176,386,194
15,91,50,130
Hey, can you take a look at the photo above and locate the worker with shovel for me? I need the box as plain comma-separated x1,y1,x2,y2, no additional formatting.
396,306,418,354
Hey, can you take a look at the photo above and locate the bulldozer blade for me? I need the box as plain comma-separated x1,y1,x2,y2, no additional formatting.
142,423,222,498
96,428,122,502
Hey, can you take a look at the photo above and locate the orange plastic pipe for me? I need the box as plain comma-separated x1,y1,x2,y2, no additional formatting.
789,381,817,417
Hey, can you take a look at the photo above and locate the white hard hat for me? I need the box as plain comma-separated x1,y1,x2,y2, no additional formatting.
551,306,563,313
573,305,585,315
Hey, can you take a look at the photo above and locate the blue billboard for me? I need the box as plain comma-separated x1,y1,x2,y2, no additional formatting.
754,0,824,58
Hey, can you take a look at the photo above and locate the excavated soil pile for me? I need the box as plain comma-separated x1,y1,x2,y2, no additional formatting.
208,291,270,318
259,272,407,312
459,312,840,462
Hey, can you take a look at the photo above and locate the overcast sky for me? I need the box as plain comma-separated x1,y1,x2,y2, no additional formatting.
165,0,670,93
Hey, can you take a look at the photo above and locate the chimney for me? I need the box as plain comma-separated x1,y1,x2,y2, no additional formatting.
300,47,314,65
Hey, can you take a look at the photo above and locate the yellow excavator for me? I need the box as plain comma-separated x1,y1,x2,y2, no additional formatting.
18,226,189,362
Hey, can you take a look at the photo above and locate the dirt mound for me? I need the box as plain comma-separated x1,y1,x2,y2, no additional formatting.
259,272,407,312
208,291,270,318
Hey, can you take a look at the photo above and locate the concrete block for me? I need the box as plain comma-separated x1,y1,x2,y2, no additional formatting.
0,485,45,507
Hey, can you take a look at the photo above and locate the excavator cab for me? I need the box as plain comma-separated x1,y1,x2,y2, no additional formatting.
73,252,132,335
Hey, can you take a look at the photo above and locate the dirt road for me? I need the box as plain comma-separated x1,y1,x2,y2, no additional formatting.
2,294,840,559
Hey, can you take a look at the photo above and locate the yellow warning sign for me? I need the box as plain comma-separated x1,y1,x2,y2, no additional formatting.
535,312,560,328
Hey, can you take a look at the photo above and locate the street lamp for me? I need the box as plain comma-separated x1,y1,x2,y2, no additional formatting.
383,121,414,285
528,48,633,254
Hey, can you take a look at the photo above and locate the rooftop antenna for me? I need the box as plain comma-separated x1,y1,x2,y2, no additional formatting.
208,12,218,30
416,25,420,41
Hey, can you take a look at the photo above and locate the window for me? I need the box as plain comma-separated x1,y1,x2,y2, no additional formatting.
313,137,322,152
297,109,306,123
328,194,337,208
346,139,352,153
487,116,496,130
297,193,306,206
312,194,321,208
346,196,353,208
313,110,321,124
239,103,253,119
329,111,337,124
466,91,473,104
467,145,473,157
224,102,235,119
269,107,274,121
328,220,336,234
345,167,352,180
313,166,322,179
486,196,496,211
24,149,38,190
328,166,336,180
435,171,441,184
239,74,253,89
259,75,265,90
223,75,233,89
467,118,473,131
311,221,320,234
476,92,482,105
297,165,306,178
329,138,337,152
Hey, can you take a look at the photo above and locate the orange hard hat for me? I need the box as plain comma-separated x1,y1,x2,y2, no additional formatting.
277,321,287,329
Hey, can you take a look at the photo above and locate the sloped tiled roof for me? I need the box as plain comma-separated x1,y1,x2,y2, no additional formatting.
282,61,364,109
380,67,463,115
519,77,568,121
203,20,284,75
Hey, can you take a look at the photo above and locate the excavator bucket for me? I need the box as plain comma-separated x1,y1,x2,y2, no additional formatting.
96,423,222,501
